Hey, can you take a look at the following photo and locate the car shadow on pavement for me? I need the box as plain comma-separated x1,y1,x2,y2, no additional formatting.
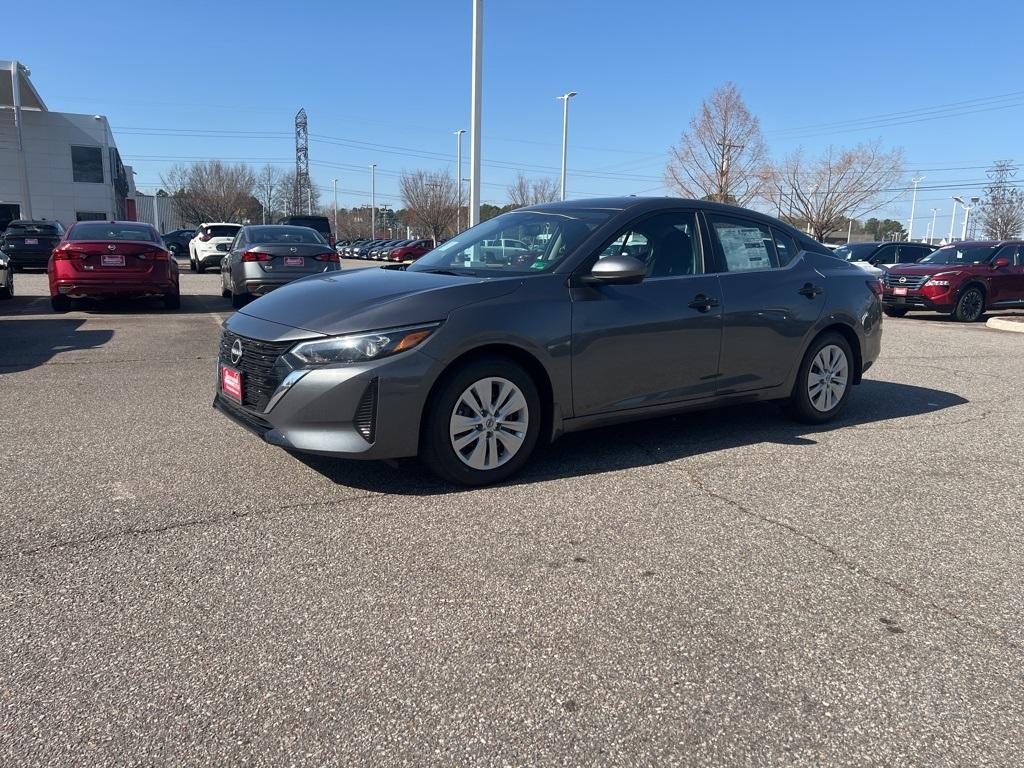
45,294,233,317
0,319,114,374
297,379,969,495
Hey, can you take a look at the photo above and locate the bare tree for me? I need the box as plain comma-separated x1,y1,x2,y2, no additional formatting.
507,173,560,207
276,169,321,216
665,82,769,205
255,164,284,224
978,161,1024,240
399,170,459,242
161,161,257,224
767,141,905,241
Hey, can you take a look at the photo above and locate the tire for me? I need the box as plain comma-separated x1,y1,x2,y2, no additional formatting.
189,252,197,272
786,332,854,425
0,272,12,299
221,284,231,298
953,285,985,322
50,295,72,312
884,307,908,318
164,292,180,310
421,357,542,486
231,289,249,309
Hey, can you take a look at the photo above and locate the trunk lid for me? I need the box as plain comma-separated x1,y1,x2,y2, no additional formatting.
65,241,164,276
247,244,338,274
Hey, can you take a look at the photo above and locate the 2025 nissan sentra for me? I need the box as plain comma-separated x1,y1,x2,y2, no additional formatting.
214,198,882,485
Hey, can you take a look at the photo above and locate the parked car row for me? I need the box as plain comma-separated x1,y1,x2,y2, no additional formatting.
337,238,436,262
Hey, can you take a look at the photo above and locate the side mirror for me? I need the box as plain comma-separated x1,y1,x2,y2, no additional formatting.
581,255,646,286
993,257,1010,269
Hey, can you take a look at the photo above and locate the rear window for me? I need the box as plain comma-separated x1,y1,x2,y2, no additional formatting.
205,225,241,239
246,226,326,244
69,223,158,242
280,217,330,234
6,222,60,236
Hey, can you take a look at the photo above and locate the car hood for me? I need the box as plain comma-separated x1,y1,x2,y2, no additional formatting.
237,266,524,336
888,264,977,276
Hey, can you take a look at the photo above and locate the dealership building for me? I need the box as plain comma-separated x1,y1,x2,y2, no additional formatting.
0,60,132,231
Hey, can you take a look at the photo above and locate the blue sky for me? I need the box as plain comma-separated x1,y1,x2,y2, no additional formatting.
11,0,1024,234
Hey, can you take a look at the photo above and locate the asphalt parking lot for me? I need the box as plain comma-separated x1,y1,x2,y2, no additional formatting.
2,265,1023,766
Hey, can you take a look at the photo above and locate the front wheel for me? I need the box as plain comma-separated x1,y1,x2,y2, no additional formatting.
786,332,854,424
421,358,541,485
231,289,249,309
884,307,908,318
953,286,985,322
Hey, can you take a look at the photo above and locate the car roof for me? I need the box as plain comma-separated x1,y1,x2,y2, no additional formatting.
949,240,1023,247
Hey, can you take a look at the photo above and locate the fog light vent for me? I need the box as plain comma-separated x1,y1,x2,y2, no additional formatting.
354,378,378,444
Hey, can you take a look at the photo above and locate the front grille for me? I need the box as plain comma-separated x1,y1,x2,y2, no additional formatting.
216,393,273,435
354,379,378,443
884,274,929,289
219,331,294,412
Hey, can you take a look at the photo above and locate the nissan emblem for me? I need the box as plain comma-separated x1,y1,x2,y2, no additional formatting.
230,339,243,365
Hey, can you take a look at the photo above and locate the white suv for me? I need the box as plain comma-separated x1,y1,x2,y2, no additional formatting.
189,223,242,273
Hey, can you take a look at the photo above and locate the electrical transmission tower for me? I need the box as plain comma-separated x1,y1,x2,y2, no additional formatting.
295,108,310,214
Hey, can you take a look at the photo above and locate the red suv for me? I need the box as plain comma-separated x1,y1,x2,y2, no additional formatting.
49,221,180,312
882,240,1024,322
387,238,435,262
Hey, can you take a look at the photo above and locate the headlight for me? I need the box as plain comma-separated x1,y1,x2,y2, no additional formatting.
289,323,439,366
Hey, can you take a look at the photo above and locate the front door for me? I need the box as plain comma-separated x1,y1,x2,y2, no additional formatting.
570,210,723,416
706,214,826,394
990,244,1024,305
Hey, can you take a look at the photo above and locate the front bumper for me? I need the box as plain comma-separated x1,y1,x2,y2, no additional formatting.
881,291,953,313
213,345,440,460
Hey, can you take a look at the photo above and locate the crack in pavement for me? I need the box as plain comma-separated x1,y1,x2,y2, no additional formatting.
7,492,378,560
629,437,1023,654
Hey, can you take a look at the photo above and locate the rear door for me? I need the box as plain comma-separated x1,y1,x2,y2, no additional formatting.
989,244,1024,305
708,214,826,394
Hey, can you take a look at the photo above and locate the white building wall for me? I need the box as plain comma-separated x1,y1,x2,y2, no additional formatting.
0,107,122,226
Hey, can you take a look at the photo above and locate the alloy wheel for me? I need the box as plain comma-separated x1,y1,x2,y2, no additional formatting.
807,344,849,413
959,289,983,321
449,377,530,471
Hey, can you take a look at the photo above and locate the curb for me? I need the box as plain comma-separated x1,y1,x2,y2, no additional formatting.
986,317,1024,333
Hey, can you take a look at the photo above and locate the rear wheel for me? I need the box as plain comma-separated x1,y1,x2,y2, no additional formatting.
884,307,908,318
786,332,853,424
50,295,72,312
953,286,985,322
231,289,249,309
421,358,541,486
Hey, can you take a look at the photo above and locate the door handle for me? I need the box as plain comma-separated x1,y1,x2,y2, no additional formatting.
688,294,720,312
798,283,824,299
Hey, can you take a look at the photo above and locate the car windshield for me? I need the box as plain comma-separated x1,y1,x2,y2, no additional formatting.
918,245,996,265
408,208,614,275
69,223,157,241
833,244,877,261
247,226,326,244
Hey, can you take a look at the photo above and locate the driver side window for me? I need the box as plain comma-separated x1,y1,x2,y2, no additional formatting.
594,211,703,278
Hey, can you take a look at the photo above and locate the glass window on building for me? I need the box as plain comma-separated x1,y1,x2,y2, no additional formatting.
71,146,104,183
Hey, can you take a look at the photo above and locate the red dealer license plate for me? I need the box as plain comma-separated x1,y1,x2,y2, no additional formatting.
101,254,125,267
893,287,908,296
284,256,304,266
220,365,242,402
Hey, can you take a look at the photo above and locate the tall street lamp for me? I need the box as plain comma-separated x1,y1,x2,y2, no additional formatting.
370,163,377,239
961,196,980,241
929,208,939,245
332,178,338,241
907,175,925,241
557,91,577,201
950,196,963,242
454,129,466,233
468,0,482,226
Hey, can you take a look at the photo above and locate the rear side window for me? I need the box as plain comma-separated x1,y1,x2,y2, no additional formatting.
870,245,898,265
205,225,241,239
708,215,778,272
70,223,158,242
772,229,799,266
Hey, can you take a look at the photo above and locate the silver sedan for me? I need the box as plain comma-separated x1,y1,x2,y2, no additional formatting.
220,225,341,309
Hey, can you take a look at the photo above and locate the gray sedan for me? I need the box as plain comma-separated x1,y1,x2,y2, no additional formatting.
219,225,341,308
214,197,882,485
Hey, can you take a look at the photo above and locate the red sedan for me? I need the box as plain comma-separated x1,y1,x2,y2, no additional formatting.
387,238,436,262
49,221,180,312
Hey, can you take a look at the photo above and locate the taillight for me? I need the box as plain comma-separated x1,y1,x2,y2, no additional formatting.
138,249,170,261
199,233,211,242
314,252,340,262
241,250,271,262
867,278,883,296
52,246,83,260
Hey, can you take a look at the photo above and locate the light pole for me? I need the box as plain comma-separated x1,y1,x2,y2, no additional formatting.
557,91,577,201
469,0,482,226
950,196,963,243
929,208,939,245
370,163,377,239
907,175,925,241
454,129,466,233
961,196,980,240
332,178,338,240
